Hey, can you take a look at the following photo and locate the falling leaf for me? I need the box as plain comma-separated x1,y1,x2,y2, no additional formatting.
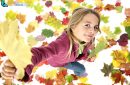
16,13,26,24
94,0,103,7
125,26,130,39
35,16,43,23
125,8,130,17
88,38,107,58
65,75,73,83
117,33,128,46
6,10,17,20
115,6,123,13
27,35,38,47
101,15,109,23
76,0,84,3
79,77,88,83
35,35,45,41
0,51,6,57
115,0,121,7
108,39,117,47
104,4,115,11
45,78,54,85
45,1,52,7
26,24,35,33
34,3,43,14
45,70,57,79
114,27,121,34
62,17,69,25
7,0,14,6
42,29,54,38
101,63,113,76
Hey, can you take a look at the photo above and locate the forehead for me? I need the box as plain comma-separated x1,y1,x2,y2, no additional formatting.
81,13,99,25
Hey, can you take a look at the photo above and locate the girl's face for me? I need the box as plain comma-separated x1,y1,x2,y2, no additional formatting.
71,13,99,43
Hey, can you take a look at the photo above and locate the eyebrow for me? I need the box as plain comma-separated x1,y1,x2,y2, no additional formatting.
85,21,98,26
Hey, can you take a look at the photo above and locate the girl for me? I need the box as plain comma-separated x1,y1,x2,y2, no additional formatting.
1,7,100,82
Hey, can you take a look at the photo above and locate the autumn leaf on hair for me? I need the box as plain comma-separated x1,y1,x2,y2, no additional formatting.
42,29,54,38
45,69,57,79
100,15,109,23
34,3,43,14
27,35,38,47
104,4,115,11
101,63,113,76
94,0,103,7
65,75,73,83
16,13,26,24
6,10,17,20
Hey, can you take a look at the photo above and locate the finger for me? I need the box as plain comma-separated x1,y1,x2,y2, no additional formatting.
4,60,15,67
1,72,13,80
3,65,16,73
2,67,16,77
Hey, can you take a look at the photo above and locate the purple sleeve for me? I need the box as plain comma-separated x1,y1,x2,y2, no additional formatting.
21,36,68,81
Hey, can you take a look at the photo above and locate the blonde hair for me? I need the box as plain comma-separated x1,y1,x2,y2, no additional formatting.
65,7,100,58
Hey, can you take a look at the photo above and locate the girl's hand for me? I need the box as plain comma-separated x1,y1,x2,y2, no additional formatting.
1,60,16,79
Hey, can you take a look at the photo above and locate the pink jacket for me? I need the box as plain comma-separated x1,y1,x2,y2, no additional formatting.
22,31,90,81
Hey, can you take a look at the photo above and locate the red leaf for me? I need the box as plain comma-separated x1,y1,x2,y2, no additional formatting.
45,1,52,7
76,0,84,3
45,79,54,85
115,1,121,7
64,11,69,16
35,16,43,23
0,51,6,57
104,4,115,11
62,17,69,25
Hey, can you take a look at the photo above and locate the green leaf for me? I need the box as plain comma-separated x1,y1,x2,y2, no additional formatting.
114,27,121,34
125,26,130,39
101,15,109,23
101,63,113,76
115,6,123,13
34,3,43,14
42,29,54,38
65,75,73,83
127,53,130,62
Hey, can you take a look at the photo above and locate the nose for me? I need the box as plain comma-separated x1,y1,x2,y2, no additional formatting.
89,28,94,35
